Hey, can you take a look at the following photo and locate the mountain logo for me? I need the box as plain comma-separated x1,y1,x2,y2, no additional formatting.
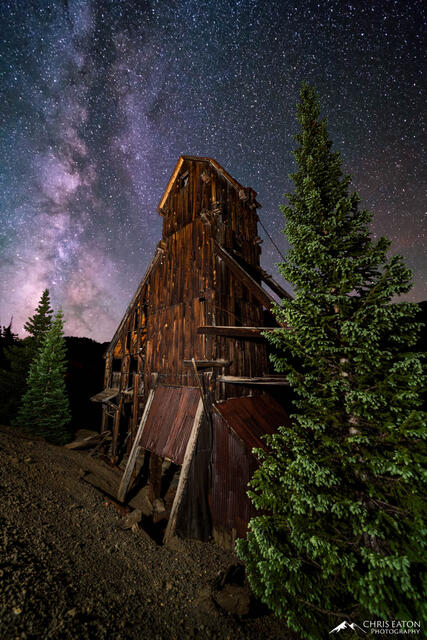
329,621,367,634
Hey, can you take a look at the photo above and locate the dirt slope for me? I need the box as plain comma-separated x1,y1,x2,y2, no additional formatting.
0,426,292,640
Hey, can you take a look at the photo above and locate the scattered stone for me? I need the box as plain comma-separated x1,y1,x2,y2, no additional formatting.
129,485,153,516
118,509,142,530
214,584,250,617
153,498,166,513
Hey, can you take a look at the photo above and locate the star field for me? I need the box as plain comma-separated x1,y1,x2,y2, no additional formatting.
0,0,425,341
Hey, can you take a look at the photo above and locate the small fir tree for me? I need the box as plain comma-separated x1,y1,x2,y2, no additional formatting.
0,290,54,423
24,288,54,359
236,84,426,638
14,309,71,444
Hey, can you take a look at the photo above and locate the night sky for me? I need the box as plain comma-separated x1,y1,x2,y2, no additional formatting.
1,0,425,342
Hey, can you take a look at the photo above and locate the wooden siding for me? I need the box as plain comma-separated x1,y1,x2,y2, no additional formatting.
102,156,273,455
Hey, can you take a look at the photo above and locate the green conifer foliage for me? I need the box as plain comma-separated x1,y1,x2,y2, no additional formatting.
0,290,54,423
236,84,426,638
24,288,54,358
14,310,71,444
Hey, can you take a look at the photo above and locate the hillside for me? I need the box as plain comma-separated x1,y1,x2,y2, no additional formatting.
0,425,290,640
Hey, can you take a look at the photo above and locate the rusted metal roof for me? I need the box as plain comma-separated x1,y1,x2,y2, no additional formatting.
138,386,201,465
214,394,291,451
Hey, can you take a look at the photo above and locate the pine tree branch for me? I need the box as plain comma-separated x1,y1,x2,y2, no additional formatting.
294,596,358,619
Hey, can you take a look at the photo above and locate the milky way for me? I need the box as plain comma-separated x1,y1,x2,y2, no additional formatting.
1,0,425,342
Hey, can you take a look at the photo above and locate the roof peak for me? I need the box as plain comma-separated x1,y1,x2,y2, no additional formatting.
157,155,260,212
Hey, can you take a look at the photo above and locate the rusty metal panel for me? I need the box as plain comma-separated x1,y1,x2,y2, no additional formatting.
215,394,291,451
138,386,200,465
211,394,290,537
211,411,257,538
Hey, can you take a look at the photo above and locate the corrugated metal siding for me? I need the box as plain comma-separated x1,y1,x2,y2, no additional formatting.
138,386,200,465
211,394,291,537
211,411,257,538
215,394,291,450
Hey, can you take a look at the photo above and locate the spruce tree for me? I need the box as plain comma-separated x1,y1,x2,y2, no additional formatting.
0,290,54,423
14,309,71,444
236,84,426,637
24,288,54,359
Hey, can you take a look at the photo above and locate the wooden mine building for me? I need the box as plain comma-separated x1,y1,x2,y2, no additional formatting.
93,156,291,546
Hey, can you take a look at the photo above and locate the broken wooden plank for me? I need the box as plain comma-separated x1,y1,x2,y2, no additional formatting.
117,389,155,503
163,398,204,545
214,242,275,309
197,326,280,338
65,431,110,450
183,359,231,368
218,375,289,386
90,388,119,403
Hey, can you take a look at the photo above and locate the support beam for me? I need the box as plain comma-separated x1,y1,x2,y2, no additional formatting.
257,268,292,300
117,389,155,503
218,375,289,386
111,396,123,462
163,398,204,545
197,326,280,338
183,359,231,368
214,242,275,309
131,373,140,443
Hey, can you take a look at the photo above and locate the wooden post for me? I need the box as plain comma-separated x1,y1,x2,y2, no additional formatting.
163,398,204,545
191,358,210,421
111,396,123,463
101,406,107,433
117,388,155,503
131,373,140,442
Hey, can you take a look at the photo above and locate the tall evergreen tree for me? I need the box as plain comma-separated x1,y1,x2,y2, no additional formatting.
14,309,71,444
236,84,426,638
0,290,54,423
24,288,54,359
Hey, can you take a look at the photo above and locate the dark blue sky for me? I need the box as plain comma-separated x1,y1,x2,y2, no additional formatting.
1,0,425,341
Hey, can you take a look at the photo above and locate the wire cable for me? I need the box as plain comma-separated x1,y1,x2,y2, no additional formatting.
258,215,286,262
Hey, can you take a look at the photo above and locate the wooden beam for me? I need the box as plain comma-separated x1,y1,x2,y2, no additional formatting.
117,388,156,503
214,242,275,309
257,268,292,300
197,326,280,338
157,156,184,211
111,396,123,462
163,398,204,545
131,373,140,443
218,375,289,386
183,359,231,368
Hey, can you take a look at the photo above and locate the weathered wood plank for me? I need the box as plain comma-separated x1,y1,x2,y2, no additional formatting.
197,326,280,338
257,268,292,300
163,398,204,545
214,242,275,309
111,396,123,462
218,375,289,386
117,388,156,503
183,359,231,368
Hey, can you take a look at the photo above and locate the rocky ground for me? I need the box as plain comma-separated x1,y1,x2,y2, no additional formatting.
0,425,294,640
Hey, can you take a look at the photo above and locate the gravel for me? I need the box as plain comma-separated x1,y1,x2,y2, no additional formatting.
0,425,293,640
